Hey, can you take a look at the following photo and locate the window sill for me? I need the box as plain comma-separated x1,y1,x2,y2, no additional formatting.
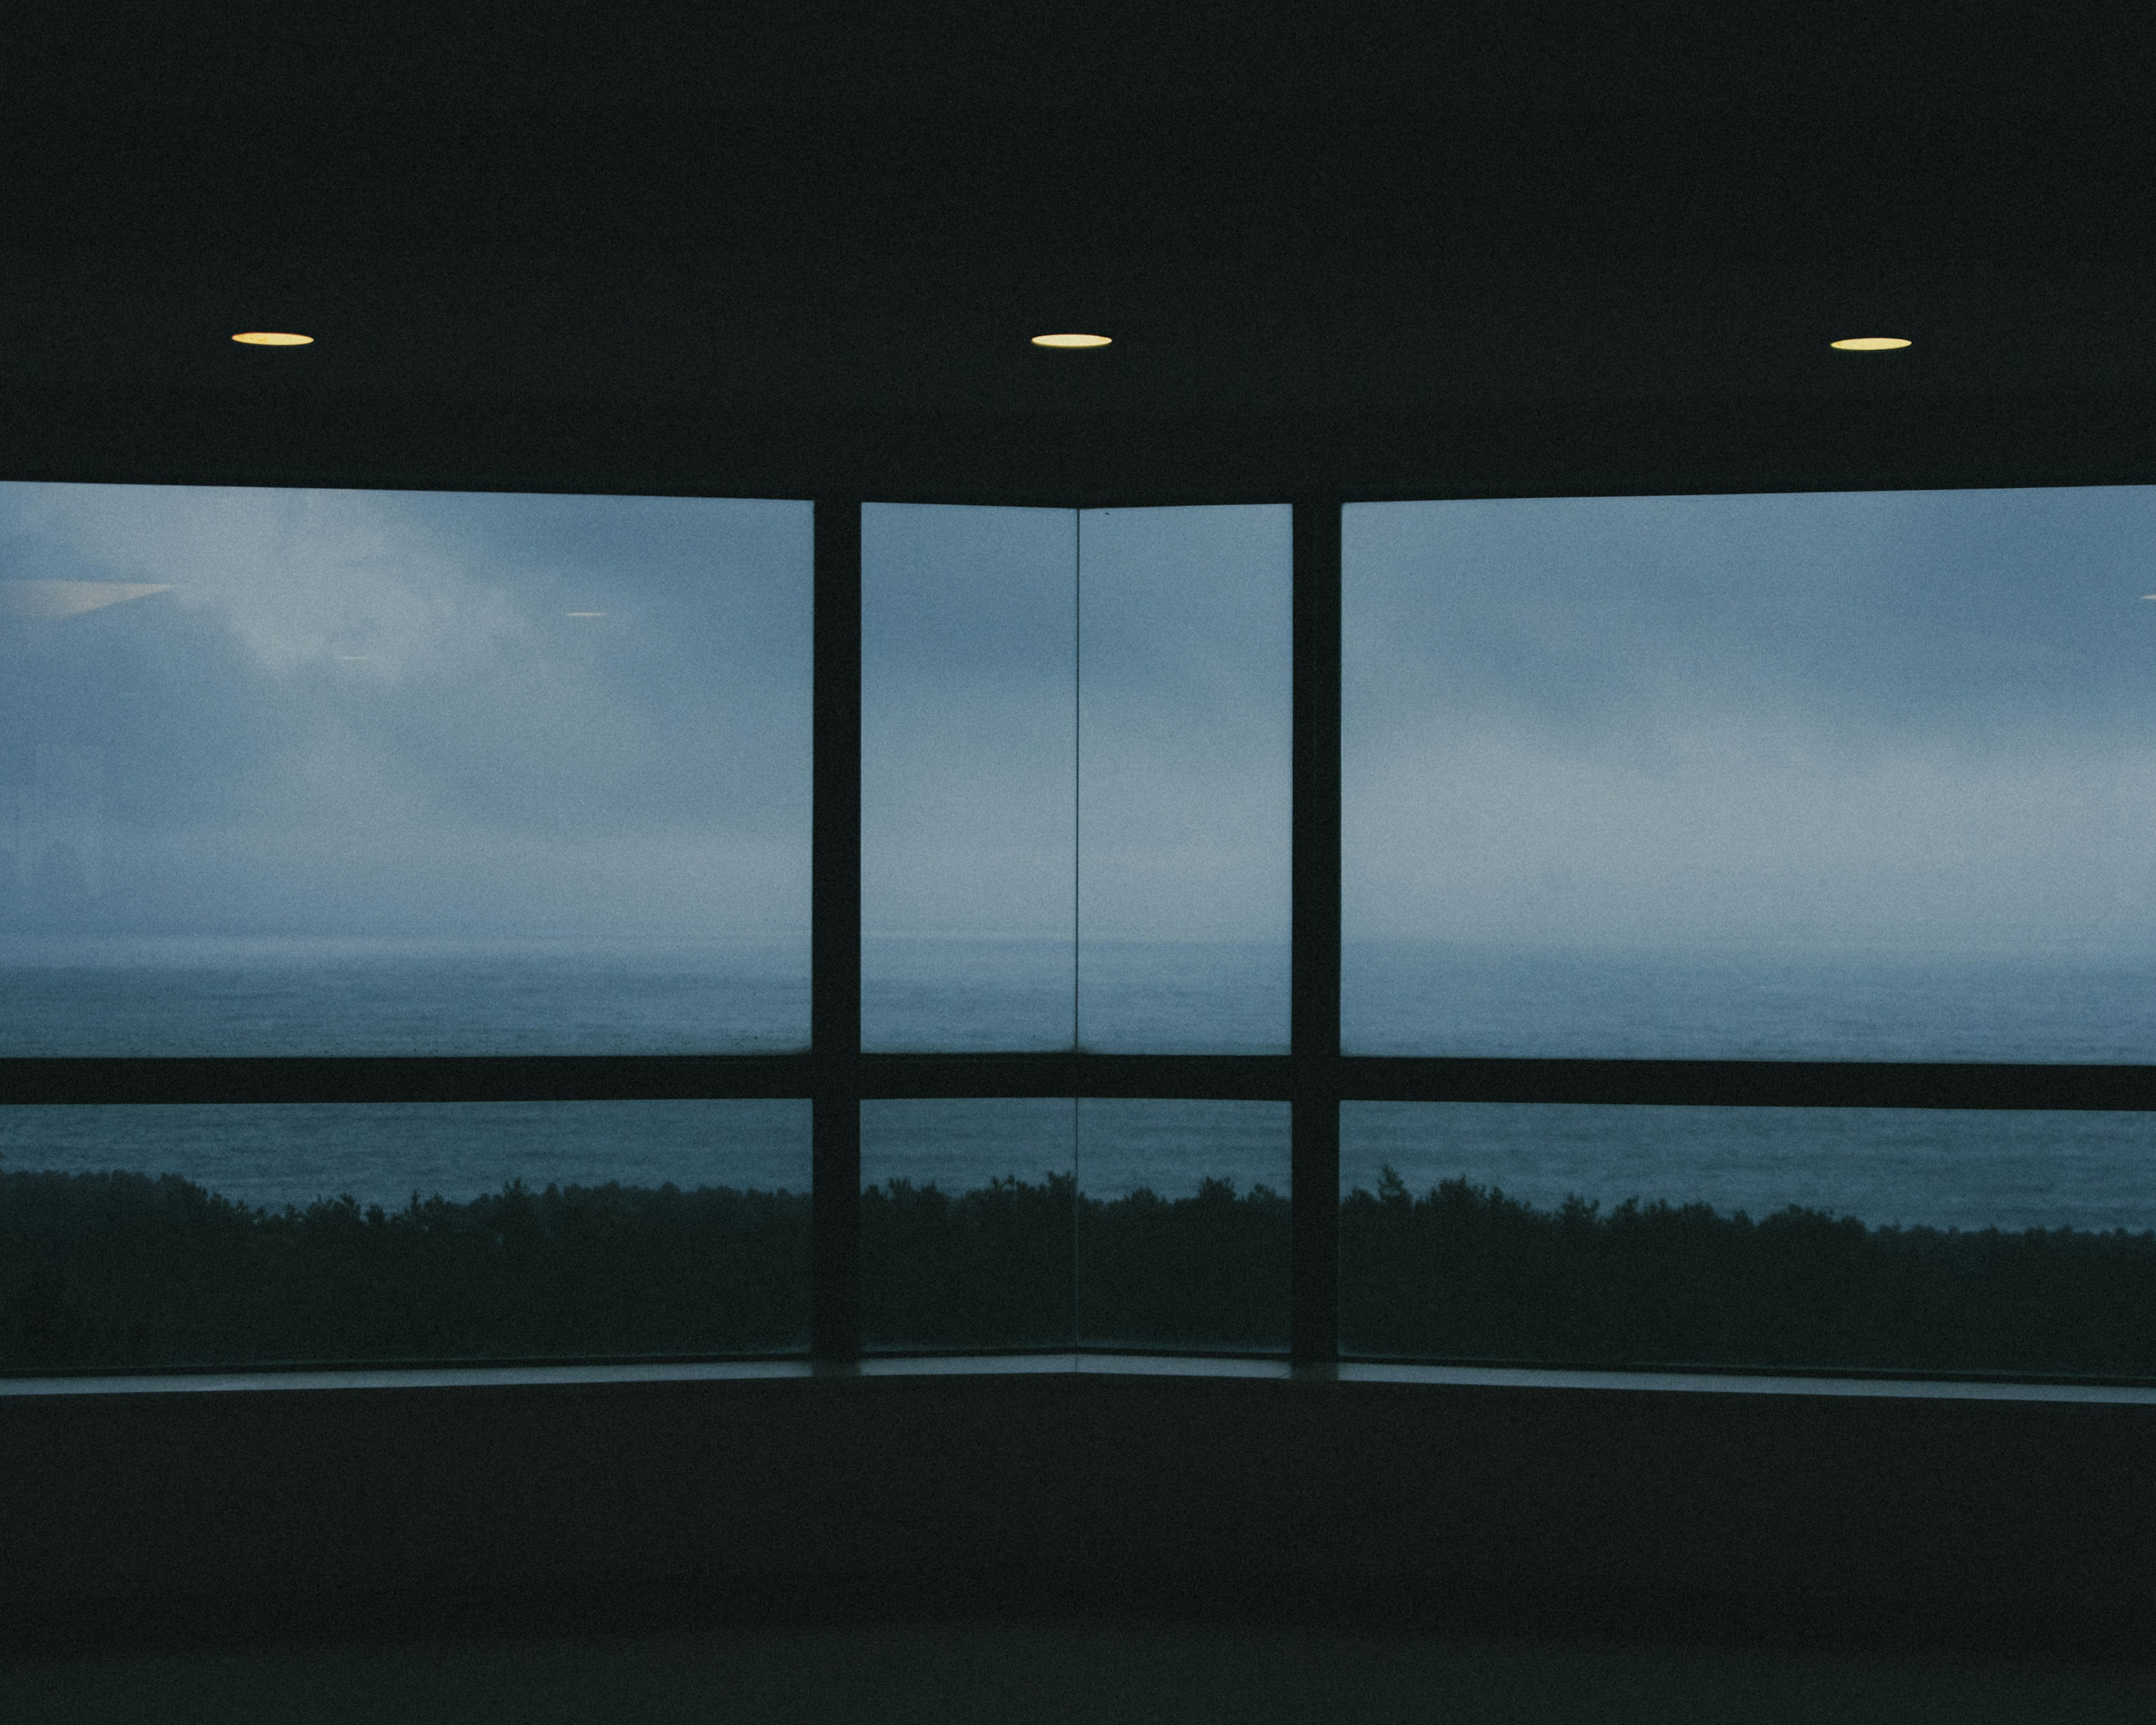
7,1352,2156,1404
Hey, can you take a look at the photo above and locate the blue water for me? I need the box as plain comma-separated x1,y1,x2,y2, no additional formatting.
1345,939,2156,1065
866,937,1289,1053
0,936,812,1057
3,934,2154,1232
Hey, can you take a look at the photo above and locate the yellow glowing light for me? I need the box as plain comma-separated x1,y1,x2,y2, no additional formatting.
1031,332,1112,348
1830,336,1911,350
232,331,314,346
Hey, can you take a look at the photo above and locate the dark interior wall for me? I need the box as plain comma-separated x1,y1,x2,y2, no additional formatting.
9,74,2156,511
4,1375,2153,1647
10,390,2152,513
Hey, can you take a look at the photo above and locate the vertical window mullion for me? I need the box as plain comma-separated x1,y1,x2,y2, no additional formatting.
812,498,864,1362
1291,497,1344,1365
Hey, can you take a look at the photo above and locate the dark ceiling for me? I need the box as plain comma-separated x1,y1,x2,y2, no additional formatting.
6,5,2155,503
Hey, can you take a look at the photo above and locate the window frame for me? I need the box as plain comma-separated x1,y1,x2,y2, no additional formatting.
5,492,2155,1380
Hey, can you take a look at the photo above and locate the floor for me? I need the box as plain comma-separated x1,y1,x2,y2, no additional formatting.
7,1616,2155,1725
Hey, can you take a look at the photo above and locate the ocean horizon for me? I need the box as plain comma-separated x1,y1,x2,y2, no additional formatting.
2,933,2153,1234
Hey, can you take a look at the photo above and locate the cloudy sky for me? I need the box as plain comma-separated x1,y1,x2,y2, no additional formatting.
6,477,2150,965
862,501,1291,944
1345,486,2156,954
0,485,1292,960
0,483,811,941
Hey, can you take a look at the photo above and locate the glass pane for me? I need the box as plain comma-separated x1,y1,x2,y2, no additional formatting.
1342,487,2156,1060
1075,1099,1290,1351
860,1098,1293,1354
861,502,1291,1054
861,505,1075,1051
1,1100,811,1370
1076,506,1290,1053
1340,1101,2156,1376
861,1099,1076,1349
0,484,811,1055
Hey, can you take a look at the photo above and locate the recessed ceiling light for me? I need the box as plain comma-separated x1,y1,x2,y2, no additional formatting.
232,331,314,345
1031,332,1112,348
1830,337,1911,350
567,611,606,617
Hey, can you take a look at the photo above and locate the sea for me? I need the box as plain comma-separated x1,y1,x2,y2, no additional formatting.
3,933,2155,1234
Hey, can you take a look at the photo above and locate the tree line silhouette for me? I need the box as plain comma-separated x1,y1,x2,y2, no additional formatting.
1340,1167,2156,1376
3,1163,2153,1376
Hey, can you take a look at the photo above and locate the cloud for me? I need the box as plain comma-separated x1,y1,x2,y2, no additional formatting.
1344,487,2156,952
861,501,1292,942
0,483,813,939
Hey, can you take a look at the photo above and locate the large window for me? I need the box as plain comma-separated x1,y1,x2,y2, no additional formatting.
1339,487,2156,1377
1,483,815,1369
854,501,1292,1354
5,483,2154,1384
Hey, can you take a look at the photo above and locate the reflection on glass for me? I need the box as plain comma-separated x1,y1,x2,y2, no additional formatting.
1340,1101,2156,1376
861,502,1290,1053
859,1099,1291,1353
0,1099,812,1370
1342,487,2156,1060
0,484,813,1055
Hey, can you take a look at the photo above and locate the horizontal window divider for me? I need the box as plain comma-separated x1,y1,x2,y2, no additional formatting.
1339,1055,2156,1111
11,1052,2156,1111
855,1053,1298,1101
0,1051,1303,1107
